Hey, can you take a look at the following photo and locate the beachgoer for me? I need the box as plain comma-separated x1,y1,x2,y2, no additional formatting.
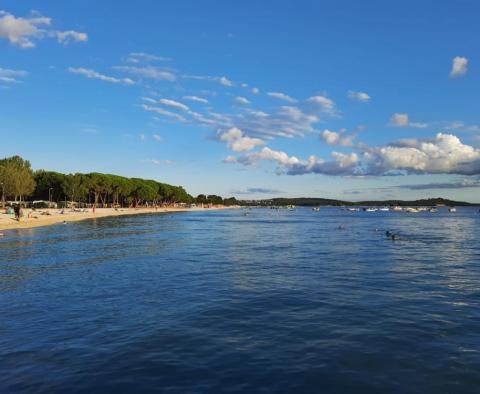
13,205,20,221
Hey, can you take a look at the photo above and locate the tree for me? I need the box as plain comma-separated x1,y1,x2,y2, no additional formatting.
0,156,36,201
207,195,223,205
196,194,207,204
223,197,238,206
33,171,65,201
61,174,86,205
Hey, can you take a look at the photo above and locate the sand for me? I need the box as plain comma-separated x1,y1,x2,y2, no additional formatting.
0,206,230,232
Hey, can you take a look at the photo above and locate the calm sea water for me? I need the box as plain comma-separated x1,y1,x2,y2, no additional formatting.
1,207,479,393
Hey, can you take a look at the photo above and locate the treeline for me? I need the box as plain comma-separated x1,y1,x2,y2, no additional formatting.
0,156,238,207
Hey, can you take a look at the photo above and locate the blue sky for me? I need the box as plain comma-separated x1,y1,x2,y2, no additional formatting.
1,0,480,202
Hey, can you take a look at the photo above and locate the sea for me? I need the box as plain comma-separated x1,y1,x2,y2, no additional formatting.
1,207,479,393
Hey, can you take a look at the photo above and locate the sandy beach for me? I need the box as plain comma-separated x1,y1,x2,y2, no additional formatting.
0,206,231,232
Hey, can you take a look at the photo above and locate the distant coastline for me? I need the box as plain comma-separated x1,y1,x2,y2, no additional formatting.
240,197,478,207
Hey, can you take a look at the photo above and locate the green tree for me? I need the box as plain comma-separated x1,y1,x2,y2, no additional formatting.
0,156,36,202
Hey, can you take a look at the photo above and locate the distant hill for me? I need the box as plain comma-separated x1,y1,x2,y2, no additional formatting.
241,197,475,207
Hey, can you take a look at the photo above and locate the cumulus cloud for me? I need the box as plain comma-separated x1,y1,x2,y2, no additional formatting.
152,134,162,142
183,95,208,104
390,113,409,127
158,98,189,112
251,87,259,94
0,10,87,48
226,133,480,176
234,96,250,105
305,95,336,114
218,127,265,152
389,113,427,128
0,67,28,83
113,66,176,81
68,67,134,85
366,133,480,175
321,129,355,147
55,30,87,45
267,91,297,103
226,147,359,175
347,90,371,102
450,56,468,78
218,76,233,87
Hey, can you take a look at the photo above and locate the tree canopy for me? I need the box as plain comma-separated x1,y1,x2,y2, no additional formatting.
1,155,239,207
0,156,36,202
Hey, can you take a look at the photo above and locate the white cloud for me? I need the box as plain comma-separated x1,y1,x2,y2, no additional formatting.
113,66,176,81
0,67,28,83
126,52,172,63
366,133,480,175
0,10,87,48
251,87,259,94
68,67,134,85
227,133,480,176
219,76,233,87
141,159,172,165
158,98,189,112
390,113,409,127
321,129,355,147
55,30,88,45
183,95,208,104
389,113,427,128
183,74,234,87
139,133,145,141
219,127,264,152
141,104,186,122
321,129,341,145
223,155,237,163
444,121,480,133
267,91,296,103
450,56,468,78
347,90,371,102
305,95,336,114
234,96,250,105
141,96,157,104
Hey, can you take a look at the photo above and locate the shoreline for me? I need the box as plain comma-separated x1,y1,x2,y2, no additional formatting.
0,206,234,232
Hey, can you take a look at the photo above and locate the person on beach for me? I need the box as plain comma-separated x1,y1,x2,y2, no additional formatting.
13,205,20,221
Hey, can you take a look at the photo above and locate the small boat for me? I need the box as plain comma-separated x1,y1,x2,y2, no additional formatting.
391,206,403,211
379,207,389,211
404,207,420,213
428,208,437,213
364,207,377,212
347,207,360,212
312,207,320,211
448,207,457,212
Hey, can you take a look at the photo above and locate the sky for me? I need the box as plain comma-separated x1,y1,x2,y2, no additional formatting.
1,0,480,202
